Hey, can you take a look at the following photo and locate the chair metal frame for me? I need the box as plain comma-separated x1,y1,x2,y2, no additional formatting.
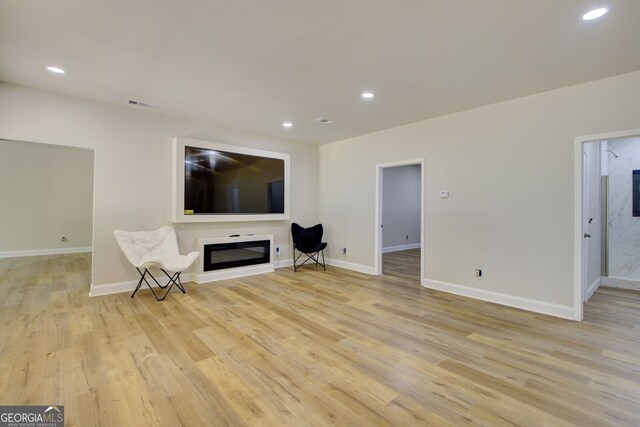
293,246,326,272
132,267,186,301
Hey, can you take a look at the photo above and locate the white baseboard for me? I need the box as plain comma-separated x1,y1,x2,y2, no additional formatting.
0,246,92,259
601,276,640,291
585,277,601,302
422,277,575,320
90,279,137,297
195,264,274,284
382,243,421,254
326,258,376,275
274,258,293,269
276,257,374,275
89,272,196,297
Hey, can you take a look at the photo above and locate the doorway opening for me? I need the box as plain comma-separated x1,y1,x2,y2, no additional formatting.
0,138,95,291
575,129,640,320
375,159,424,283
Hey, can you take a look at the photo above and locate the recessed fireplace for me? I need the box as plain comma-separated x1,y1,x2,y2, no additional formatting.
196,235,275,283
203,239,271,272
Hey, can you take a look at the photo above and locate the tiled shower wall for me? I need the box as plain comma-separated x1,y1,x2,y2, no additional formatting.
604,136,640,290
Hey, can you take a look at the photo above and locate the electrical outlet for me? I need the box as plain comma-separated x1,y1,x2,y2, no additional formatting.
61,236,67,242
342,247,347,255
275,246,281,256
475,269,482,277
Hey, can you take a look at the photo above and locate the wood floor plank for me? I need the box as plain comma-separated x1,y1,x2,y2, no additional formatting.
1,253,640,426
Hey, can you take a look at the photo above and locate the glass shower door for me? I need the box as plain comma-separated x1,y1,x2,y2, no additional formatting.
604,173,640,284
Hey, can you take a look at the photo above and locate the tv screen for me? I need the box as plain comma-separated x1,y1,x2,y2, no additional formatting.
184,146,285,215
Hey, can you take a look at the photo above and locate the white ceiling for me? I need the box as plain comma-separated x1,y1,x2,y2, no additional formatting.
1,0,640,144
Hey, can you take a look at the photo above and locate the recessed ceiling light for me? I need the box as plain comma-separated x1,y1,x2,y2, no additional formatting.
361,92,376,99
282,121,293,128
46,66,65,74
582,7,608,20
314,117,333,124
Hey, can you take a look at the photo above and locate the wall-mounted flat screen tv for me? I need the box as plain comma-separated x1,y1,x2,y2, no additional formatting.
172,137,290,222
185,146,285,214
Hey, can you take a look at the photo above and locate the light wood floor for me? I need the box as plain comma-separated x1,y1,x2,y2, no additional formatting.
1,254,640,426
383,249,420,283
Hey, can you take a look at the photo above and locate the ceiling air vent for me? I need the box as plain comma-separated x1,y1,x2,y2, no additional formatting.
127,100,159,110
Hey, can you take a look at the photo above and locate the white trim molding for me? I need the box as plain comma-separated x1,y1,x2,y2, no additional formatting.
585,277,601,302
274,257,374,274
382,243,421,254
89,272,196,297
574,128,640,321
195,234,275,283
195,264,274,284
422,277,575,320
0,246,92,259
601,276,640,291
274,258,293,269
89,279,138,297
326,258,376,275
374,158,425,279
172,137,290,223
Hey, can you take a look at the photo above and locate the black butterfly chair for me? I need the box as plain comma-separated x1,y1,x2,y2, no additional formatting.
291,223,327,272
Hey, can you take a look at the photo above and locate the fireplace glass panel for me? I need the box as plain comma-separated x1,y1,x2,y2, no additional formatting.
204,240,270,271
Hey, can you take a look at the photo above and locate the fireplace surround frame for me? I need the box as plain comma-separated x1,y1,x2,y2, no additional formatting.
196,235,274,283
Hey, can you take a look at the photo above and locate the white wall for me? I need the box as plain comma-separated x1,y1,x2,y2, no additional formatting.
605,136,640,282
0,140,93,254
582,141,601,295
0,83,318,291
319,70,640,312
382,164,421,250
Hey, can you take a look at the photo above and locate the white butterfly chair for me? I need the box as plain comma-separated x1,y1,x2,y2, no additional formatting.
113,226,199,301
